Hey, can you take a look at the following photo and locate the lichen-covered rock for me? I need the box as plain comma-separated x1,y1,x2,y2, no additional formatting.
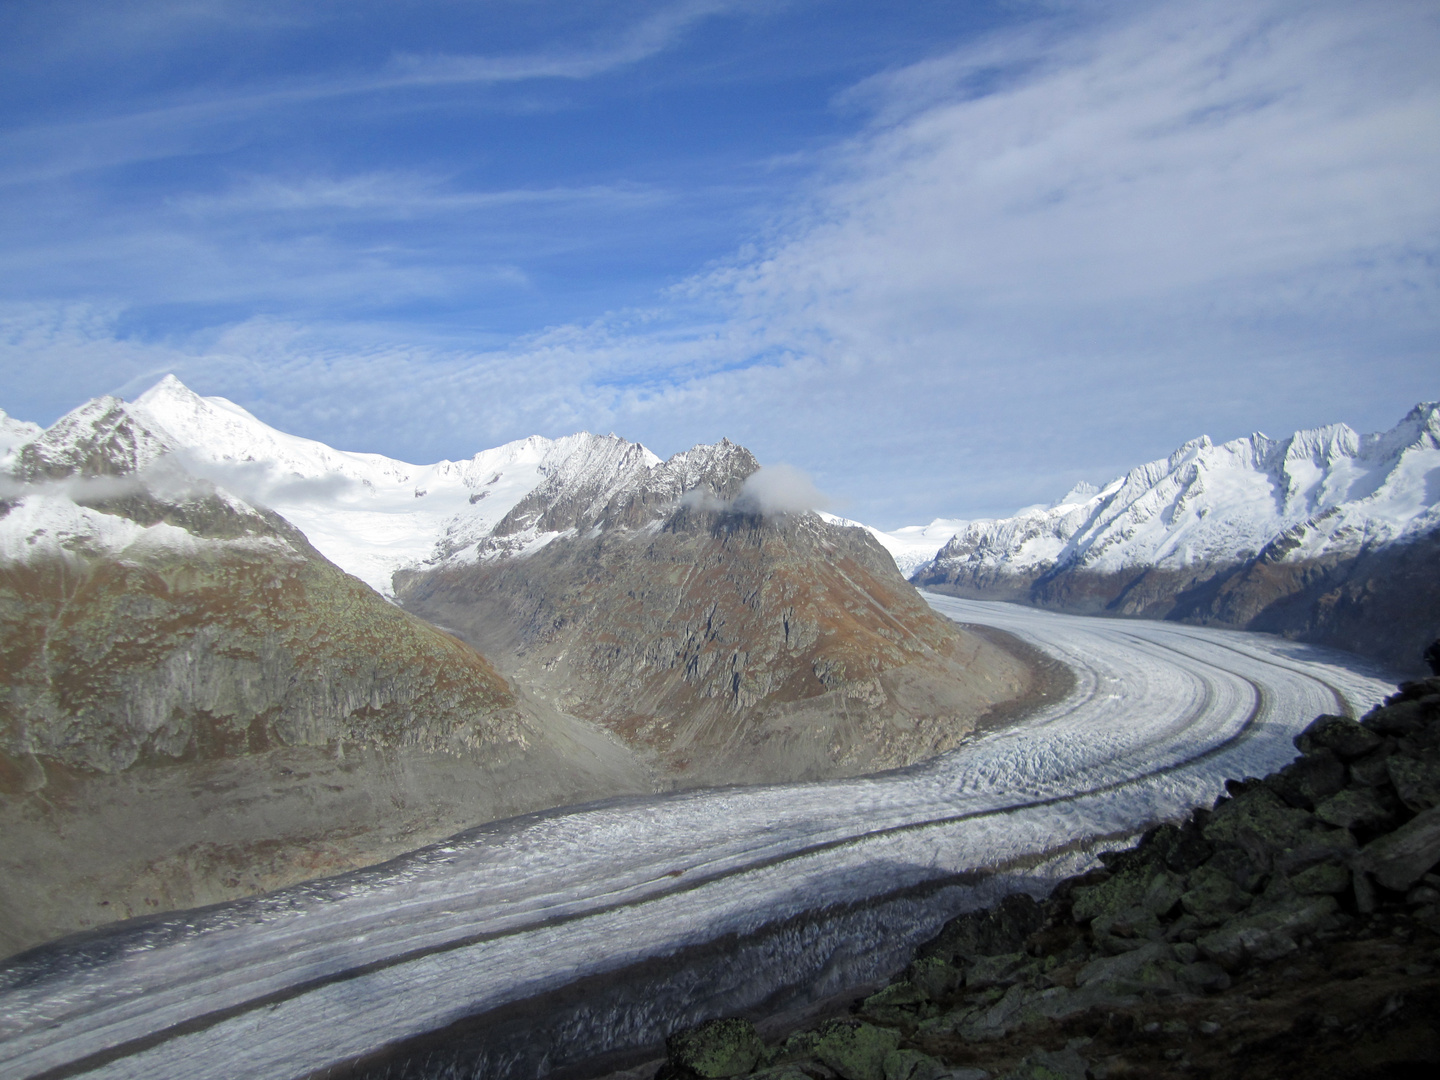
1314,787,1396,830
1353,803,1440,891
1283,861,1352,895
964,952,1031,990
998,1046,1089,1080
666,1018,764,1078
907,956,963,999
920,894,1045,965
952,984,1030,1042
880,1048,946,1080
1294,714,1384,760
1387,755,1440,812
1195,895,1342,971
1201,788,1314,859
810,1021,902,1080
1179,864,1253,925
1347,745,1399,786
1268,748,1346,809
1072,867,1182,951
1073,942,1177,993
861,981,935,1026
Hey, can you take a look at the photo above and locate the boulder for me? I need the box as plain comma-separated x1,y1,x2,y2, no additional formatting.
998,1046,1089,1080
1071,867,1181,925
1201,788,1314,862
1314,787,1395,830
908,956,963,999
1074,942,1176,993
1387,755,1440,812
860,981,934,1026
1284,861,1352,895
881,1049,947,1080
667,1018,764,1079
1269,749,1346,809
1195,895,1342,971
1179,864,1253,925
1353,803,1440,891
1366,701,1429,736
811,1021,902,1080
953,984,1030,1042
963,952,1032,990
1293,715,1383,760
1348,745,1399,786
921,894,1045,964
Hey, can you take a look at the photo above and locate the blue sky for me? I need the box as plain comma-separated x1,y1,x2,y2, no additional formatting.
1,0,1437,526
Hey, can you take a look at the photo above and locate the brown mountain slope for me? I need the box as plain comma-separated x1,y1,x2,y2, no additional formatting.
398,443,1039,786
0,399,650,957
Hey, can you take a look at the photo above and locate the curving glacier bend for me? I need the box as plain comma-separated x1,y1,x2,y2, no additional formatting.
0,597,1399,1080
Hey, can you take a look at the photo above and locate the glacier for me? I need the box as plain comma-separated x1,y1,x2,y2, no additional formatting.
0,598,1397,1080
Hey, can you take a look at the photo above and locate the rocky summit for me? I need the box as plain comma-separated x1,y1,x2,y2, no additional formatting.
397,440,1038,786
657,652,1440,1080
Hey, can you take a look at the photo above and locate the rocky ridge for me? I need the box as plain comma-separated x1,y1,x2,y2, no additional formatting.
398,441,1036,785
910,404,1440,669
656,646,1440,1080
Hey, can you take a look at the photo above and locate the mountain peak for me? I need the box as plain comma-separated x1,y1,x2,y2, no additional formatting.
14,396,172,481
134,372,198,403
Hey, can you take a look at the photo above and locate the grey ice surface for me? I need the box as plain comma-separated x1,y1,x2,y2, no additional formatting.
0,596,1398,1080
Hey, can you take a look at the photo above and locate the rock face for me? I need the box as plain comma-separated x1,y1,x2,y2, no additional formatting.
398,442,1035,785
914,404,1440,670
660,659,1440,1080
0,396,650,957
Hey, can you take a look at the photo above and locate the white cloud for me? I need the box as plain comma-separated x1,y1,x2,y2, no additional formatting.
735,464,831,516
3,0,1436,528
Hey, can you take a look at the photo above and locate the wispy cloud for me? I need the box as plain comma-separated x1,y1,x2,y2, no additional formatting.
0,1,750,188
3,0,1436,528
387,0,749,86
170,173,665,218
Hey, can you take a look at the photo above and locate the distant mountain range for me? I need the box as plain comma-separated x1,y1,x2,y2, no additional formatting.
0,377,1034,956
867,404,1440,669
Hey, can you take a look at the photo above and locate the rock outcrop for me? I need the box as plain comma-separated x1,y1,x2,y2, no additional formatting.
660,650,1440,1079
0,396,650,958
398,442,1037,786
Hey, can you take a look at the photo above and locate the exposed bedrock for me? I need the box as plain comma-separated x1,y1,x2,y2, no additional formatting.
398,506,1037,787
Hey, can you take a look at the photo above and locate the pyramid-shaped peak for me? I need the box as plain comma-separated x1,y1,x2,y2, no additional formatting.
135,373,203,405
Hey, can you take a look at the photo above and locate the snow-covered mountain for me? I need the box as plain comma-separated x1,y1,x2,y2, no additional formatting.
0,387,652,955
122,375,662,595
910,404,1440,667
0,377,1044,954
0,410,42,471
842,516,971,577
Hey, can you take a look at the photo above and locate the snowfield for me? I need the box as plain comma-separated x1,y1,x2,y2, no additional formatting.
127,375,663,595
0,598,1397,1080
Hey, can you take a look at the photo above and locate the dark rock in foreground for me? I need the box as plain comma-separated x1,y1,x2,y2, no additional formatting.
659,652,1440,1079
